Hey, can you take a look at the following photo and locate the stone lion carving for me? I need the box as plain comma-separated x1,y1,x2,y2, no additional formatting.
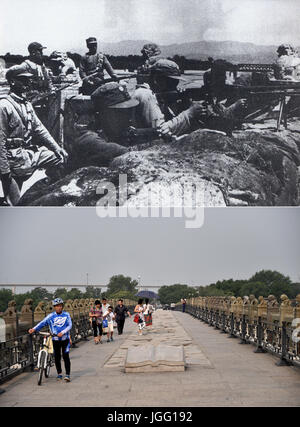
21,299,33,313
3,300,17,317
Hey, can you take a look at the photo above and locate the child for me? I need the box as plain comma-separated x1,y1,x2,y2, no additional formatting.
103,306,115,342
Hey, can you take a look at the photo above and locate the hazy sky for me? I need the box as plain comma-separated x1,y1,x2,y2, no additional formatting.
1,0,300,54
0,208,299,289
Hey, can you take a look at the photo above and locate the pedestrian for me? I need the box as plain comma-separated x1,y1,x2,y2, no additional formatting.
182,298,186,313
134,299,145,335
143,298,153,327
114,299,131,335
28,298,72,382
103,306,115,342
101,297,109,317
89,300,103,344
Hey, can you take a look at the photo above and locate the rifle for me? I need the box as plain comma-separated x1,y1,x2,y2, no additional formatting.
125,126,176,145
31,73,138,104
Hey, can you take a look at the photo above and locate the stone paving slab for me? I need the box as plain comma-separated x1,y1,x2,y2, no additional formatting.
104,310,211,369
125,344,185,372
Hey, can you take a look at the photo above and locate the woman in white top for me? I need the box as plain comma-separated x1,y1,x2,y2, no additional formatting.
143,298,153,327
134,299,145,334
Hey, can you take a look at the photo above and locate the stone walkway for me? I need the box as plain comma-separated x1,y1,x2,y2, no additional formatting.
1,310,300,407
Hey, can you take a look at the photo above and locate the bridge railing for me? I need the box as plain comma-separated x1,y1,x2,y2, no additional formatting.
0,297,136,383
176,294,300,367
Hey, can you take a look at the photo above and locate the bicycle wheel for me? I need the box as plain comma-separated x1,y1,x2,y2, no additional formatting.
45,355,51,378
37,352,46,386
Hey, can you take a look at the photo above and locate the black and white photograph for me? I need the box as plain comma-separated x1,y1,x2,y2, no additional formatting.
0,0,299,413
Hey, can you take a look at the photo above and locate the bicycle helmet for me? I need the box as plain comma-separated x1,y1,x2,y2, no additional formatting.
52,298,64,306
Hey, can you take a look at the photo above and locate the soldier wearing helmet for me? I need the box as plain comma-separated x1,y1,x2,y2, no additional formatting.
79,37,118,95
6,42,53,93
141,43,162,67
49,51,77,81
274,43,300,81
133,58,190,129
29,297,73,382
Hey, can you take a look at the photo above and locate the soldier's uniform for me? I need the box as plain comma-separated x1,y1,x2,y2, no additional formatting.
133,83,164,128
274,44,300,81
0,92,64,180
133,59,189,128
49,51,77,80
161,99,248,137
79,37,117,95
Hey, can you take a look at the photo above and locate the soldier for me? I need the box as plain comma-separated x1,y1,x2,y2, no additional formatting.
137,43,163,85
141,43,162,69
49,51,78,81
133,59,189,129
91,81,139,144
0,70,68,205
274,44,300,81
6,42,53,93
79,37,118,95
158,97,248,137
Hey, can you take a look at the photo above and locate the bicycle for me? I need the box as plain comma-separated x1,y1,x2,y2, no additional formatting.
36,331,55,386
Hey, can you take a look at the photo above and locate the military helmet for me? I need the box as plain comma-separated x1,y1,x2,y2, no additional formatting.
86,37,97,45
91,82,139,109
141,43,161,58
277,44,294,55
6,68,34,82
28,42,47,54
52,298,64,306
50,51,65,61
150,59,185,80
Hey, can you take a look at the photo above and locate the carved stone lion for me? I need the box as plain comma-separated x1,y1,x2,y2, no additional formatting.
21,299,33,313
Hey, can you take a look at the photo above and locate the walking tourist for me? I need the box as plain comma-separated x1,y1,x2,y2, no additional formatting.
89,300,103,344
143,298,153,327
114,299,131,335
103,306,115,342
28,298,72,382
134,299,146,335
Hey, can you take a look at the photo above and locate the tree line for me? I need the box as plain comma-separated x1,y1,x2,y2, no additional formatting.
157,270,300,305
1,270,299,313
0,274,139,313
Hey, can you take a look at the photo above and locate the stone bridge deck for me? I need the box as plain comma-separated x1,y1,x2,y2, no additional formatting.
1,311,300,407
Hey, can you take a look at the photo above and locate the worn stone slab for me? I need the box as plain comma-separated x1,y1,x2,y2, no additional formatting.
125,344,185,373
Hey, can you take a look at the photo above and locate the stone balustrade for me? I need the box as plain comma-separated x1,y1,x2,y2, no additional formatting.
1,297,137,341
185,294,300,326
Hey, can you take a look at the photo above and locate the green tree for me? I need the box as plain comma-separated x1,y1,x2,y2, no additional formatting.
106,275,138,298
83,286,102,299
0,288,13,312
249,270,293,299
158,284,198,305
239,281,269,298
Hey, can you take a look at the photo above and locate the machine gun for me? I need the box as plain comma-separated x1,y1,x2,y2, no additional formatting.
229,81,300,130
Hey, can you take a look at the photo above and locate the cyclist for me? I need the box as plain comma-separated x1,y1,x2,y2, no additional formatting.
28,298,72,382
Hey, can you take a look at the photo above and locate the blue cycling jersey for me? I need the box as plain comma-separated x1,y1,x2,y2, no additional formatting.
33,311,72,341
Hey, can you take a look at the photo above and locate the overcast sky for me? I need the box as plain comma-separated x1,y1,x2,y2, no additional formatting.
1,0,300,54
0,208,299,290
